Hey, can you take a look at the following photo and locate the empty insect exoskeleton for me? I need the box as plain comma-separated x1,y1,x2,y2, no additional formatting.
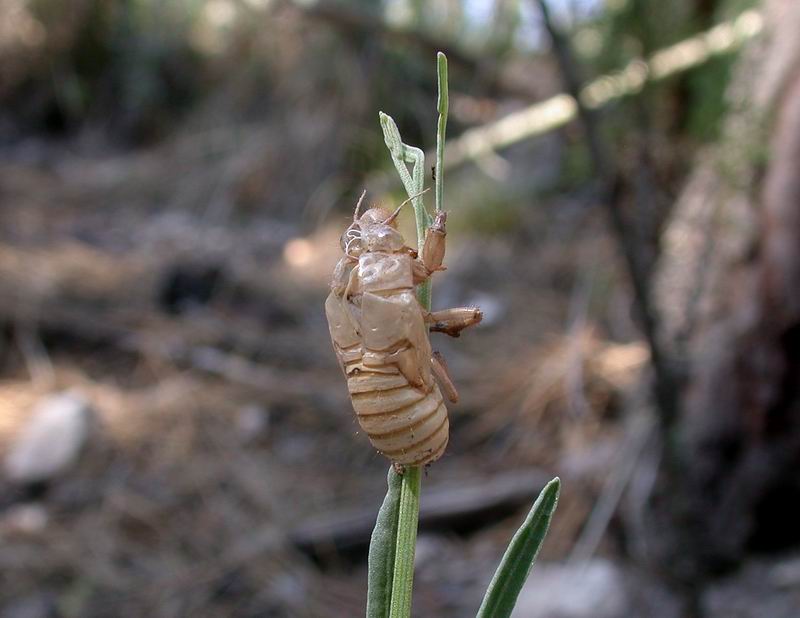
325,192,482,467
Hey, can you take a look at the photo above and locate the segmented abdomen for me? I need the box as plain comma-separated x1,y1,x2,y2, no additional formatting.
342,350,448,466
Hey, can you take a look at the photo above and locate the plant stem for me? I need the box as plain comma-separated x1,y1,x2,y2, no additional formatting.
377,53,449,618
378,111,427,615
388,466,421,618
435,52,448,214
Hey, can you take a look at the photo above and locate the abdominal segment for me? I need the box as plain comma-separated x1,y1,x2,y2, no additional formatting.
325,274,449,465
348,367,449,466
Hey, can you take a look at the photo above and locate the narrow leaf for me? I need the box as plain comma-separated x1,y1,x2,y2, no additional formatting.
435,52,448,214
436,52,449,117
476,477,561,618
379,111,404,159
367,467,403,617
378,111,429,280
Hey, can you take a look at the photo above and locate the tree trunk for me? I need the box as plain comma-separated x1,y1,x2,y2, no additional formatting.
646,0,800,604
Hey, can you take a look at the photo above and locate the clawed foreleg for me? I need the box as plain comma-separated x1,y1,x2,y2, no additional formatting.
422,211,447,273
413,211,449,284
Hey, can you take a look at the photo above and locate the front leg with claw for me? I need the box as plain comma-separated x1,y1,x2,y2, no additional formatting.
413,211,449,284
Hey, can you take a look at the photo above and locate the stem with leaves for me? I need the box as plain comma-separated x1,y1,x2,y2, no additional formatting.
366,52,560,618
367,53,448,618
373,52,449,618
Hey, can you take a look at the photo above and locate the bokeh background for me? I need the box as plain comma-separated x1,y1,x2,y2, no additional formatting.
1,0,799,616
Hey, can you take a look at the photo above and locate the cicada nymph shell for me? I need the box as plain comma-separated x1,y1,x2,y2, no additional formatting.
325,193,482,466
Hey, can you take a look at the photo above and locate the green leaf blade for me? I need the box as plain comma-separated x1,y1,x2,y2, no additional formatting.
379,111,404,159
367,467,403,617
435,52,448,214
476,477,561,618
436,52,449,117
378,110,430,309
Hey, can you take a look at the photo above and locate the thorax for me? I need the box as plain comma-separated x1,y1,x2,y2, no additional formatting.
358,252,414,294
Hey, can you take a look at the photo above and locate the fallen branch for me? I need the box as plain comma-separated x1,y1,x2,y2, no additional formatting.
442,10,763,171
290,468,551,560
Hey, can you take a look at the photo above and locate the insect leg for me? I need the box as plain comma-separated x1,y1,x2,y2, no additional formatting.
386,346,427,388
337,268,363,336
363,339,428,389
421,211,448,274
426,307,483,337
431,350,459,403
330,256,355,296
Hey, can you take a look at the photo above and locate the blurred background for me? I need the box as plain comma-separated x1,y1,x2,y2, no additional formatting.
1,0,799,616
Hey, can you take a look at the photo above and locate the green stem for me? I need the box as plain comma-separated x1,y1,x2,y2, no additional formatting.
375,53,449,618
378,111,427,613
388,466,421,618
435,52,448,214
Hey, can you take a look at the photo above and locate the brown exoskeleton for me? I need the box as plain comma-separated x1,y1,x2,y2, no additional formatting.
325,191,482,468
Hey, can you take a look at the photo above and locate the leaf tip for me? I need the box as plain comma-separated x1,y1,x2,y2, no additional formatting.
545,476,561,497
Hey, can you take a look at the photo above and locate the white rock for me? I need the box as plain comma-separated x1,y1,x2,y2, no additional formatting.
511,559,627,618
0,503,48,535
4,391,91,483
703,554,800,618
236,404,270,442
